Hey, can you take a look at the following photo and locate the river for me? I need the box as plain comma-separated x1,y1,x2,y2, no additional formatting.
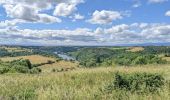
54,52,75,60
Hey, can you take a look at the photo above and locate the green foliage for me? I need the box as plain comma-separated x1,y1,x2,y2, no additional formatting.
70,48,122,67
115,54,167,66
0,66,10,74
0,48,33,57
142,46,170,54
10,65,29,73
29,68,41,74
0,59,41,74
105,72,165,94
70,47,167,67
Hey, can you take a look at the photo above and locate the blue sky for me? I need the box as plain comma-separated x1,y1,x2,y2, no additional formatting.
0,0,170,46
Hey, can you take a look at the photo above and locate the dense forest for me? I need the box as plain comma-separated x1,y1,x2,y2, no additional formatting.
69,47,168,67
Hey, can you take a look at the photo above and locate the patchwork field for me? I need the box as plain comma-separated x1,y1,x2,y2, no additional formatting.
0,55,56,64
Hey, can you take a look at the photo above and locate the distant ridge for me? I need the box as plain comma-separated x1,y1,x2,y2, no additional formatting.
0,42,170,47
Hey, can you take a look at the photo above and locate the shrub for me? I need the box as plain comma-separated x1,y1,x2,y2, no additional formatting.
47,60,55,64
113,72,165,93
0,59,42,74
52,68,56,72
0,66,10,74
29,67,42,74
104,72,165,94
25,59,32,69
10,65,29,73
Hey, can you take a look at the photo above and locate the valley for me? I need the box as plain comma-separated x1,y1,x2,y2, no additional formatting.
0,46,170,100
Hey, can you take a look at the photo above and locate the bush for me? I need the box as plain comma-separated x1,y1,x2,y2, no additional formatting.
10,65,29,73
52,68,56,72
0,66,10,74
29,67,42,74
0,59,42,74
47,60,55,64
113,72,165,93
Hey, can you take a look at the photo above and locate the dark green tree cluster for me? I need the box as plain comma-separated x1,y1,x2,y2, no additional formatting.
70,47,167,67
70,48,118,67
0,59,41,74
114,54,167,66
142,46,170,54
0,47,59,59
0,48,33,57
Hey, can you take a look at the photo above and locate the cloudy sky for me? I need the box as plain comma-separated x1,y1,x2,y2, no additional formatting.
0,0,170,46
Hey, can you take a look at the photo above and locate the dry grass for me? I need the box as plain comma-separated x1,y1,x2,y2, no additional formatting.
127,47,144,52
163,57,170,62
40,61,79,72
0,66,170,100
0,55,56,64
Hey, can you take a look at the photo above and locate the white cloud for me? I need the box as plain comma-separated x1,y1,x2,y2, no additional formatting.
53,3,76,17
120,10,131,17
0,0,84,24
95,27,103,34
71,14,84,21
165,10,170,16
104,24,129,33
2,4,61,24
53,0,84,17
39,14,62,23
88,10,122,25
0,0,84,5
102,23,170,43
74,14,84,20
148,0,168,3
0,27,99,45
0,19,25,27
1,23,170,45
7,4,39,22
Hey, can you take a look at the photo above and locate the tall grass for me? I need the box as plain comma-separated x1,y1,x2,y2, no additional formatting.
0,66,170,100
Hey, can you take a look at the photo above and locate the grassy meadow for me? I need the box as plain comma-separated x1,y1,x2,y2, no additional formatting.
0,65,170,100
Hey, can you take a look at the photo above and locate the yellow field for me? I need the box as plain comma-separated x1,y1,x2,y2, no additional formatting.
40,61,79,72
127,47,144,52
0,55,56,64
